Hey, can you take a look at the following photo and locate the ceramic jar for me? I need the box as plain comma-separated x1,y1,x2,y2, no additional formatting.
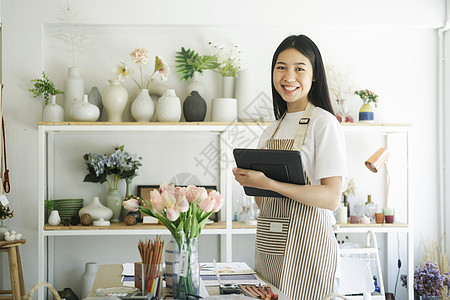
102,80,128,122
80,262,99,299
43,95,64,122
222,76,236,98
359,103,374,122
131,89,154,122
70,95,100,122
183,91,206,122
211,98,237,122
235,69,258,121
64,67,84,121
187,71,205,99
48,210,61,226
79,196,113,221
156,89,181,122
105,189,122,223
88,86,103,120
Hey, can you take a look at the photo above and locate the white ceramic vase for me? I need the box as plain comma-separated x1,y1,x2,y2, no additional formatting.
48,210,61,226
0,221,9,241
79,196,113,221
235,69,258,121
156,89,181,122
102,80,128,122
80,262,99,299
43,95,64,122
63,67,84,121
222,76,236,98
211,98,237,122
131,89,154,122
70,95,100,122
187,71,206,99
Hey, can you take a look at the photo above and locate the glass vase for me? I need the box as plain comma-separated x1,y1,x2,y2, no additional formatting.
168,235,200,299
336,99,349,123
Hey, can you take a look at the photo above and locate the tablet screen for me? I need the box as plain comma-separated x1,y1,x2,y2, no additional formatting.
233,148,305,198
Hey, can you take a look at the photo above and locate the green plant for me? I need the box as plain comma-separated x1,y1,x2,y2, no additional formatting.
175,47,220,81
0,205,14,220
44,200,56,211
29,71,63,105
354,89,379,107
209,42,241,77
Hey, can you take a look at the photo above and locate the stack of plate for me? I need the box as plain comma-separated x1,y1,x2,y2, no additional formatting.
53,199,84,219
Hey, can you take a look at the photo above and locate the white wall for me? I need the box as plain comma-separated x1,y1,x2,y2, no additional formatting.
0,0,444,298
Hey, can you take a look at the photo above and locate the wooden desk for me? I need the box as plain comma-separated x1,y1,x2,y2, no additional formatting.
89,264,288,299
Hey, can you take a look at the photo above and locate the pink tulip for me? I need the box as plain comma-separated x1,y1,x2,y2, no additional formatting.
209,190,224,212
177,196,190,213
122,198,140,212
174,187,186,201
186,185,199,203
161,191,177,207
195,187,209,204
166,206,180,221
150,190,165,214
198,196,215,213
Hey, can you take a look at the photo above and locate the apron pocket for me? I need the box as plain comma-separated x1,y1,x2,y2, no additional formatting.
255,217,290,255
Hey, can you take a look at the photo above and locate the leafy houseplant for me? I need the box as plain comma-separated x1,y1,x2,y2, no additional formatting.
44,200,56,211
0,205,14,220
29,72,63,105
175,47,220,81
354,89,379,107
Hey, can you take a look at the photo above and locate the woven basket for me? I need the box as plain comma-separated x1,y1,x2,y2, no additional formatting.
24,282,61,300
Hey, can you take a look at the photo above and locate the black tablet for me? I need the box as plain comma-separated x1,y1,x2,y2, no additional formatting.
233,148,305,198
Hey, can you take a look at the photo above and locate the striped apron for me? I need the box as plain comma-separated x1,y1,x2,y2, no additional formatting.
254,104,338,300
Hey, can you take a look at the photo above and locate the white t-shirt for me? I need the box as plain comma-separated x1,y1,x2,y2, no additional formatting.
257,106,349,199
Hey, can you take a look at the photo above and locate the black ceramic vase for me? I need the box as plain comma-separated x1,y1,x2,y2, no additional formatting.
183,91,206,122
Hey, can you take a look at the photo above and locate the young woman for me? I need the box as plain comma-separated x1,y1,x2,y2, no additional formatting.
233,35,348,299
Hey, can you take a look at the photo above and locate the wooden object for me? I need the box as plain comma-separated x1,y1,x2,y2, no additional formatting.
0,239,26,300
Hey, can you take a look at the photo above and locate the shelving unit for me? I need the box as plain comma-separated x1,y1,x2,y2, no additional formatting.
37,122,413,299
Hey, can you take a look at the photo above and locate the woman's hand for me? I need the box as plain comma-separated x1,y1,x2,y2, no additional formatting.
232,167,271,190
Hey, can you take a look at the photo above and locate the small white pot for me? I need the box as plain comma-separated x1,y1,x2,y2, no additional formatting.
211,98,237,122
48,210,61,226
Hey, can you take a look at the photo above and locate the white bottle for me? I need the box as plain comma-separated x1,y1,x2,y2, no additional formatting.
70,95,100,122
63,67,84,121
80,262,99,299
43,95,64,122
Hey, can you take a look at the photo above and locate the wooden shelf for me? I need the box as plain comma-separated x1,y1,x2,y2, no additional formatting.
37,121,272,126
44,221,226,231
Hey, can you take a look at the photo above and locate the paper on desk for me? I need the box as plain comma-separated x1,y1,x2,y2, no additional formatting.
122,263,134,276
200,262,255,275
200,273,268,287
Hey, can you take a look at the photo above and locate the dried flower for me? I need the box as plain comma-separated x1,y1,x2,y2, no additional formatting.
401,261,450,297
354,89,379,107
343,178,356,197
325,63,356,100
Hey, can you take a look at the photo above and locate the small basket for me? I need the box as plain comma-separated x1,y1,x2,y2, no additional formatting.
24,282,61,300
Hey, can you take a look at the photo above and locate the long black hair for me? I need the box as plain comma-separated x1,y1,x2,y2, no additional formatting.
271,35,334,119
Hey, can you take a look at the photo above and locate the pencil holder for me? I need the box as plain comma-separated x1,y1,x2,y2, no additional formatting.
134,262,163,298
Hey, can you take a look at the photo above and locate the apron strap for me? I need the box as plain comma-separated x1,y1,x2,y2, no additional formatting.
292,102,315,151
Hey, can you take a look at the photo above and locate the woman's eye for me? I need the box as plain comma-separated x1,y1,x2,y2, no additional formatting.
296,67,304,71
276,66,286,70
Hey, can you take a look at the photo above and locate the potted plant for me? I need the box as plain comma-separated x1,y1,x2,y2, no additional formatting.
401,261,450,299
354,89,379,123
209,42,241,98
29,71,64,122
0,205,14,240
45,199,61,226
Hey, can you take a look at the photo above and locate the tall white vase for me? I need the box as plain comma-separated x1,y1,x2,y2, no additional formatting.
235,69,258,121
70,95,100,122
80,262,99,299
222,76,236,98
131,89,154,122
187,71,205,99
64,67,84,121
156,89,181,122
43,95,64,122
102,80,128,122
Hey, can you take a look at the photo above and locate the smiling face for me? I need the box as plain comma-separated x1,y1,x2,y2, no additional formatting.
273,48,314,112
